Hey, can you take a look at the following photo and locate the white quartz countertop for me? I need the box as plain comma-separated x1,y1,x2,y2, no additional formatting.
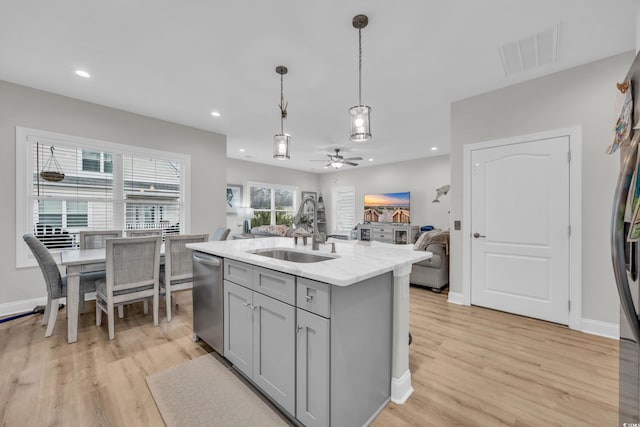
187,237,431,286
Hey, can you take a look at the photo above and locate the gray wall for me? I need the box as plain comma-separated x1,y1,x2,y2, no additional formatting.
226,158,320,235
1,80,227,306
450,51,634,324
319,156,451,233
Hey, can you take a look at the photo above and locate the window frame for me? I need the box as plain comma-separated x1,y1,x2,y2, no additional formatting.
331,186,356,235
248,181,298,226
16,126,191,268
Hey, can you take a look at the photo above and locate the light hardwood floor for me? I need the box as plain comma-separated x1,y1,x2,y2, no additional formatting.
0,286,618,426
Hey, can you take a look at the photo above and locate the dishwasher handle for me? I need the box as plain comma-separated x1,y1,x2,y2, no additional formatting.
193,253,221,267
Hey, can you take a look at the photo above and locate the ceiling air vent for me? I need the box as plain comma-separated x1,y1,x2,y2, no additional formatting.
498,24,559,76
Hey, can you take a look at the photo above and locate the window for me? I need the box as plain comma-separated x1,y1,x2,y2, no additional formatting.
82,150,112,173
16,127,190,267
248,182,297,227
331,186,355,235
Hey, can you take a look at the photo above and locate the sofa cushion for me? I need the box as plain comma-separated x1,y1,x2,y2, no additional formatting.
416,254,443,269
250,225,291,237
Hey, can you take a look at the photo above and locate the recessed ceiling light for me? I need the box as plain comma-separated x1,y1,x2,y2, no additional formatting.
368,158,374,162
75,70,90,78
211,111,221,117
431,146,438,151
239,148,246,152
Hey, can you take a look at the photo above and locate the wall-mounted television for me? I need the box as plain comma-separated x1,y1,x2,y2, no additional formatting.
363,191,410,224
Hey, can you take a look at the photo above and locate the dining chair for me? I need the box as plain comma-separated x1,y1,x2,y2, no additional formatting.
23,234,103,337
79,229,132,317
95,236,162,339
210,227,230,241
79,230,123,249
126,228,163,238
161,233,209,321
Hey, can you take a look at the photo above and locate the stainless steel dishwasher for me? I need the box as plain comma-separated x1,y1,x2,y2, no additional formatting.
192,251,224,355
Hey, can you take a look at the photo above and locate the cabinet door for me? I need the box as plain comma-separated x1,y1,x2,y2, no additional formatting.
252,292,296,415
224,281,253,378
296,309,330,427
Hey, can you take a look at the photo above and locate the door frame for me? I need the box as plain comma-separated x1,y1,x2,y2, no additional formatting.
461,126,582,330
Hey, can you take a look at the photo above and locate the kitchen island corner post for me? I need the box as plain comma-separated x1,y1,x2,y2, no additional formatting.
391,263,414,404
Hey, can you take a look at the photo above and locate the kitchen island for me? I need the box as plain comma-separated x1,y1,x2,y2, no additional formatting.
187,236,430,426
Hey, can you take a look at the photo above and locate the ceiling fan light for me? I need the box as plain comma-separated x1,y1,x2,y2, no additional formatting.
273,133,290,160
349,105,371,142
331,161,343,169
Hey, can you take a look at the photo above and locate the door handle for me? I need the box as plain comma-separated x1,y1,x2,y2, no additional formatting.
473,232,486,239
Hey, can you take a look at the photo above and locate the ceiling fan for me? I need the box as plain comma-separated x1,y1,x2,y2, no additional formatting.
311,149,363,169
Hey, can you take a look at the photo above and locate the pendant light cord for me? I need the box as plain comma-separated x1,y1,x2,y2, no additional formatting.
280,73,284,133
358,28,362,106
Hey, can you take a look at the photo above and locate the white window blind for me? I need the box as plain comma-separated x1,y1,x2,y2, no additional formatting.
331,186,355,234
16,127,190,267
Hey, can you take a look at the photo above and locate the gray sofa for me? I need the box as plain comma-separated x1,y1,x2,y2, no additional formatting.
410,230,449,292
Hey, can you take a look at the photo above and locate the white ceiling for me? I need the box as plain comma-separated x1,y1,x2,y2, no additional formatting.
0,1,635,173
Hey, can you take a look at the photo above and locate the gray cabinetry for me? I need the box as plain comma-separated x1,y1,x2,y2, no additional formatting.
357,223,418,244
296,308,330,427
223,280,253,376
252,291,295,413
223,263,296,415
223,258,392,427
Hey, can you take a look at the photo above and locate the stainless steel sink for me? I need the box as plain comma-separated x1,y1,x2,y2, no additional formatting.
249,248,337,263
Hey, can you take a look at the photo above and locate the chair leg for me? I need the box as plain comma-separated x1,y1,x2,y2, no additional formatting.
44,298,60,337
107,300,115,340
42,295,51,326
166,288,172,322
118,305,124,318
153,288,159,326
96,300,102,326
143,299,149,315
79,291,85,314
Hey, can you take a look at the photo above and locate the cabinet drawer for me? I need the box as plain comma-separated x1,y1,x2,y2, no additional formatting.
297,277,331,318
224,259,253,288
253,266,295,305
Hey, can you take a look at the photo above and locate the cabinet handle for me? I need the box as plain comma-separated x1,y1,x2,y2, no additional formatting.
305,295,314,302
249,304,256,311
243,302,250,307
297,325,303,333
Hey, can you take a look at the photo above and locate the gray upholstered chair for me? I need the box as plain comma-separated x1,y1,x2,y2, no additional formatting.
210,227,230,241
160,233,209,321
23,234,103,337
79,230,123,249
95,236,162,339
126,228,163,237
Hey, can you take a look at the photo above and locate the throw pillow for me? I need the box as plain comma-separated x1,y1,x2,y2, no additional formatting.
413,231,430,251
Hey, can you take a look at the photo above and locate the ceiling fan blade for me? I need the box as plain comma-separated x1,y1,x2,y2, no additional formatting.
344,161,359,166
343,156,363,161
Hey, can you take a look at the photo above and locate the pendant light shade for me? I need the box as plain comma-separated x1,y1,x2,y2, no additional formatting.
349,105,371,142
273,65,291,160
350,14,371,142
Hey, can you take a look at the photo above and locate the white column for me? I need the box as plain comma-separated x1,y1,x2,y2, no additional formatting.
637,0,640,53
390,263,413,403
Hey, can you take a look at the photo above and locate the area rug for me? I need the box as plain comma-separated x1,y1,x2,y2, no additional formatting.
146,353,290,427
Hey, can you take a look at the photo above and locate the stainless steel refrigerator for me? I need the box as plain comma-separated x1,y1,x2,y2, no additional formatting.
613,50,640,426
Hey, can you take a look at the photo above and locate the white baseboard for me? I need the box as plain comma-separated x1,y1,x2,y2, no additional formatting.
581,318,619,340
447,291,465,305
390,369,414,404
0,297,47,317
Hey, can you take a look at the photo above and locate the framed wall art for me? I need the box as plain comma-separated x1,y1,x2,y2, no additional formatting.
226,184,243,214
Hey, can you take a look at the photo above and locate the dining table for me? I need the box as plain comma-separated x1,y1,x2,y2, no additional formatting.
59,244,165,343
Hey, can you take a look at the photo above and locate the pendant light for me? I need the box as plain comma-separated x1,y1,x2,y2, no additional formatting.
349,14,372,142
273,65,291,160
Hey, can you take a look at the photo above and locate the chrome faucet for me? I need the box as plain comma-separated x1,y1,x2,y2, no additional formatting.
293,196,324,250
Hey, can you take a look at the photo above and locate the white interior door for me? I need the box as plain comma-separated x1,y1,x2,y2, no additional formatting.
470,136,570,324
